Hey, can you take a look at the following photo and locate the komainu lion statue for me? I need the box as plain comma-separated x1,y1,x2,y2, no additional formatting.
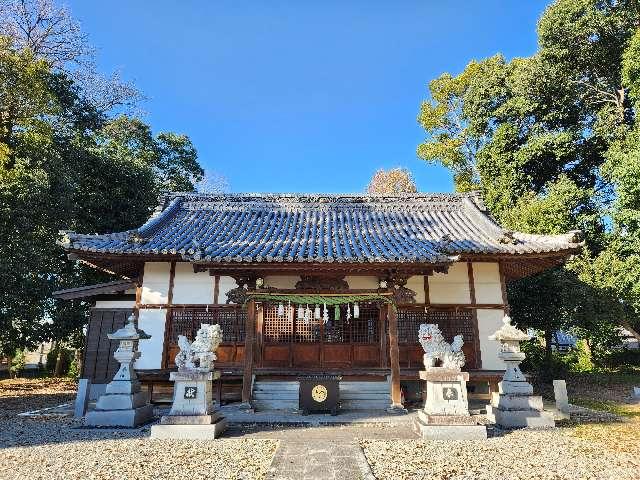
175,323,223,372
418,323,465,370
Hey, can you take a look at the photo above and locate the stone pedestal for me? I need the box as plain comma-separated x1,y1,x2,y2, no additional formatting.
85,373,154,427
150,370,227,439
413,368,487,440
486,379,555,428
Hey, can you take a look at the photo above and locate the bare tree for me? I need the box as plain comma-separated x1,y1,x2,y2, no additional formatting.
366,167,418,194
195,169,230,194
0,0,143,114
0,0,91,67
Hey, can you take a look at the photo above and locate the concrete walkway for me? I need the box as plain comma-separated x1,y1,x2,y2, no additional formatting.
219,404,419,425
226,423,418,480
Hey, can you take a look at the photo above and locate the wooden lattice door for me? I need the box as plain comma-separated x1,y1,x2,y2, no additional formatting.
260,303,382,369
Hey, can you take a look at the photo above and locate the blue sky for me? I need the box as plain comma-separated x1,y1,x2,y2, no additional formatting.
68,1,548,193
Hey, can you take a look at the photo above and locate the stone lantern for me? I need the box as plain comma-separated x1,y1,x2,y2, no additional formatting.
486,315,554,428
85,314,154,427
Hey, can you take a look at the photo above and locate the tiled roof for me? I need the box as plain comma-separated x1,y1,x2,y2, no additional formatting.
59,192,584,264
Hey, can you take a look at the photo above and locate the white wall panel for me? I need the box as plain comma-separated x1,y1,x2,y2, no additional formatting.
477,308,505,370
264,276,300,289
172,262,213,304
472,262,503,304
406,276,425,303
428,262,471,304
345,276,378,290
135,309,166,369
218,276,237,304
93,300,135,309
141,262,171,304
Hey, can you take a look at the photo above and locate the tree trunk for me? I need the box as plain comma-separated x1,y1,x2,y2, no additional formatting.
74,348,83,378
54,349,65,377
6,355,13,379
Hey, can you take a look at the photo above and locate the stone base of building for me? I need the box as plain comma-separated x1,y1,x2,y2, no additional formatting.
150,417,228,439
85,404,154,428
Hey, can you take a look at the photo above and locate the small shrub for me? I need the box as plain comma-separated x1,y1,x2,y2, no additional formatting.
66,355,80,379
10,350,26,377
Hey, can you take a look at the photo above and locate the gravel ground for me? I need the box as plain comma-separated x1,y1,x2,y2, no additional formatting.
361,428,640,480
0,379,278,480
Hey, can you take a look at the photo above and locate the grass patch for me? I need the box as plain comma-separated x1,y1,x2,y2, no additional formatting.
571,397,640,418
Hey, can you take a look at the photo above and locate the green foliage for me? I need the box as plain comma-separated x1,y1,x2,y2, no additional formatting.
9,349,25,377
66,354,79,379
46,346,72,375
417,0,640,374
0,36,204,357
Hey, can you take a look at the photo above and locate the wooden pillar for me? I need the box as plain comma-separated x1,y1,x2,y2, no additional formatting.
387,303,404,411
241,299,256,405
467,262,482,369
161,261,176,368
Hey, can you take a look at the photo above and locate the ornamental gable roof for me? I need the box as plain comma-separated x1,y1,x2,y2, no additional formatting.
59,192,584,264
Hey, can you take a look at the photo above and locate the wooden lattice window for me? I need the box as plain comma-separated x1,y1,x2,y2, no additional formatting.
168,307,246,344
323,304,379,344
262,303,380,344
397,308,474,345
263,305,293,343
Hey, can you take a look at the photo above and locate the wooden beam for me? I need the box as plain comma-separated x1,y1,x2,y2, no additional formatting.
241,299,256,405
498,261,510,314
133,265,144,327
379,307,388,368
467,262,482,369
387,303,403,410
213,275,220,304
423,275,430,305
161,261,176,369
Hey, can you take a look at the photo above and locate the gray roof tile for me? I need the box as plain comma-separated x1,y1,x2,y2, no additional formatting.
59,192,584,263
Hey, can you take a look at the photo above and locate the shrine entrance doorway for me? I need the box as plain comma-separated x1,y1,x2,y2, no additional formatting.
258,303,386,369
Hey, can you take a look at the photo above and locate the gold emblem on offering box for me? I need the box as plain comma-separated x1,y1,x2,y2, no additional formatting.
311,384,327,402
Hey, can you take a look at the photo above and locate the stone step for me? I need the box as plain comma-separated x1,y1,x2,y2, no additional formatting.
254,383,299,391
340,400,389,409
253,393,299,400
253,400,299,410
340,382,388,389
339,392,390,400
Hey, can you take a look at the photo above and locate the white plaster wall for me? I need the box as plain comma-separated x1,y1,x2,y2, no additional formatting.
141,262,171,304
472,262,503,304
135,309,166,369
172,262,214,304
477,309,506,370
264,276,300,289
345,276,378,290
428,262,471,304
93,300,135,309
406,276,425,303
218,276,237,304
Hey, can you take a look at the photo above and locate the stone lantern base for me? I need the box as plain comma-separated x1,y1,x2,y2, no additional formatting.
413,368,487,440
486,379,555,428
85,378,154,428
150,370,227,439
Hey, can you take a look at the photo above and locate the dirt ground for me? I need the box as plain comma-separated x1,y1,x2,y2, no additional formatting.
0,375,638,480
